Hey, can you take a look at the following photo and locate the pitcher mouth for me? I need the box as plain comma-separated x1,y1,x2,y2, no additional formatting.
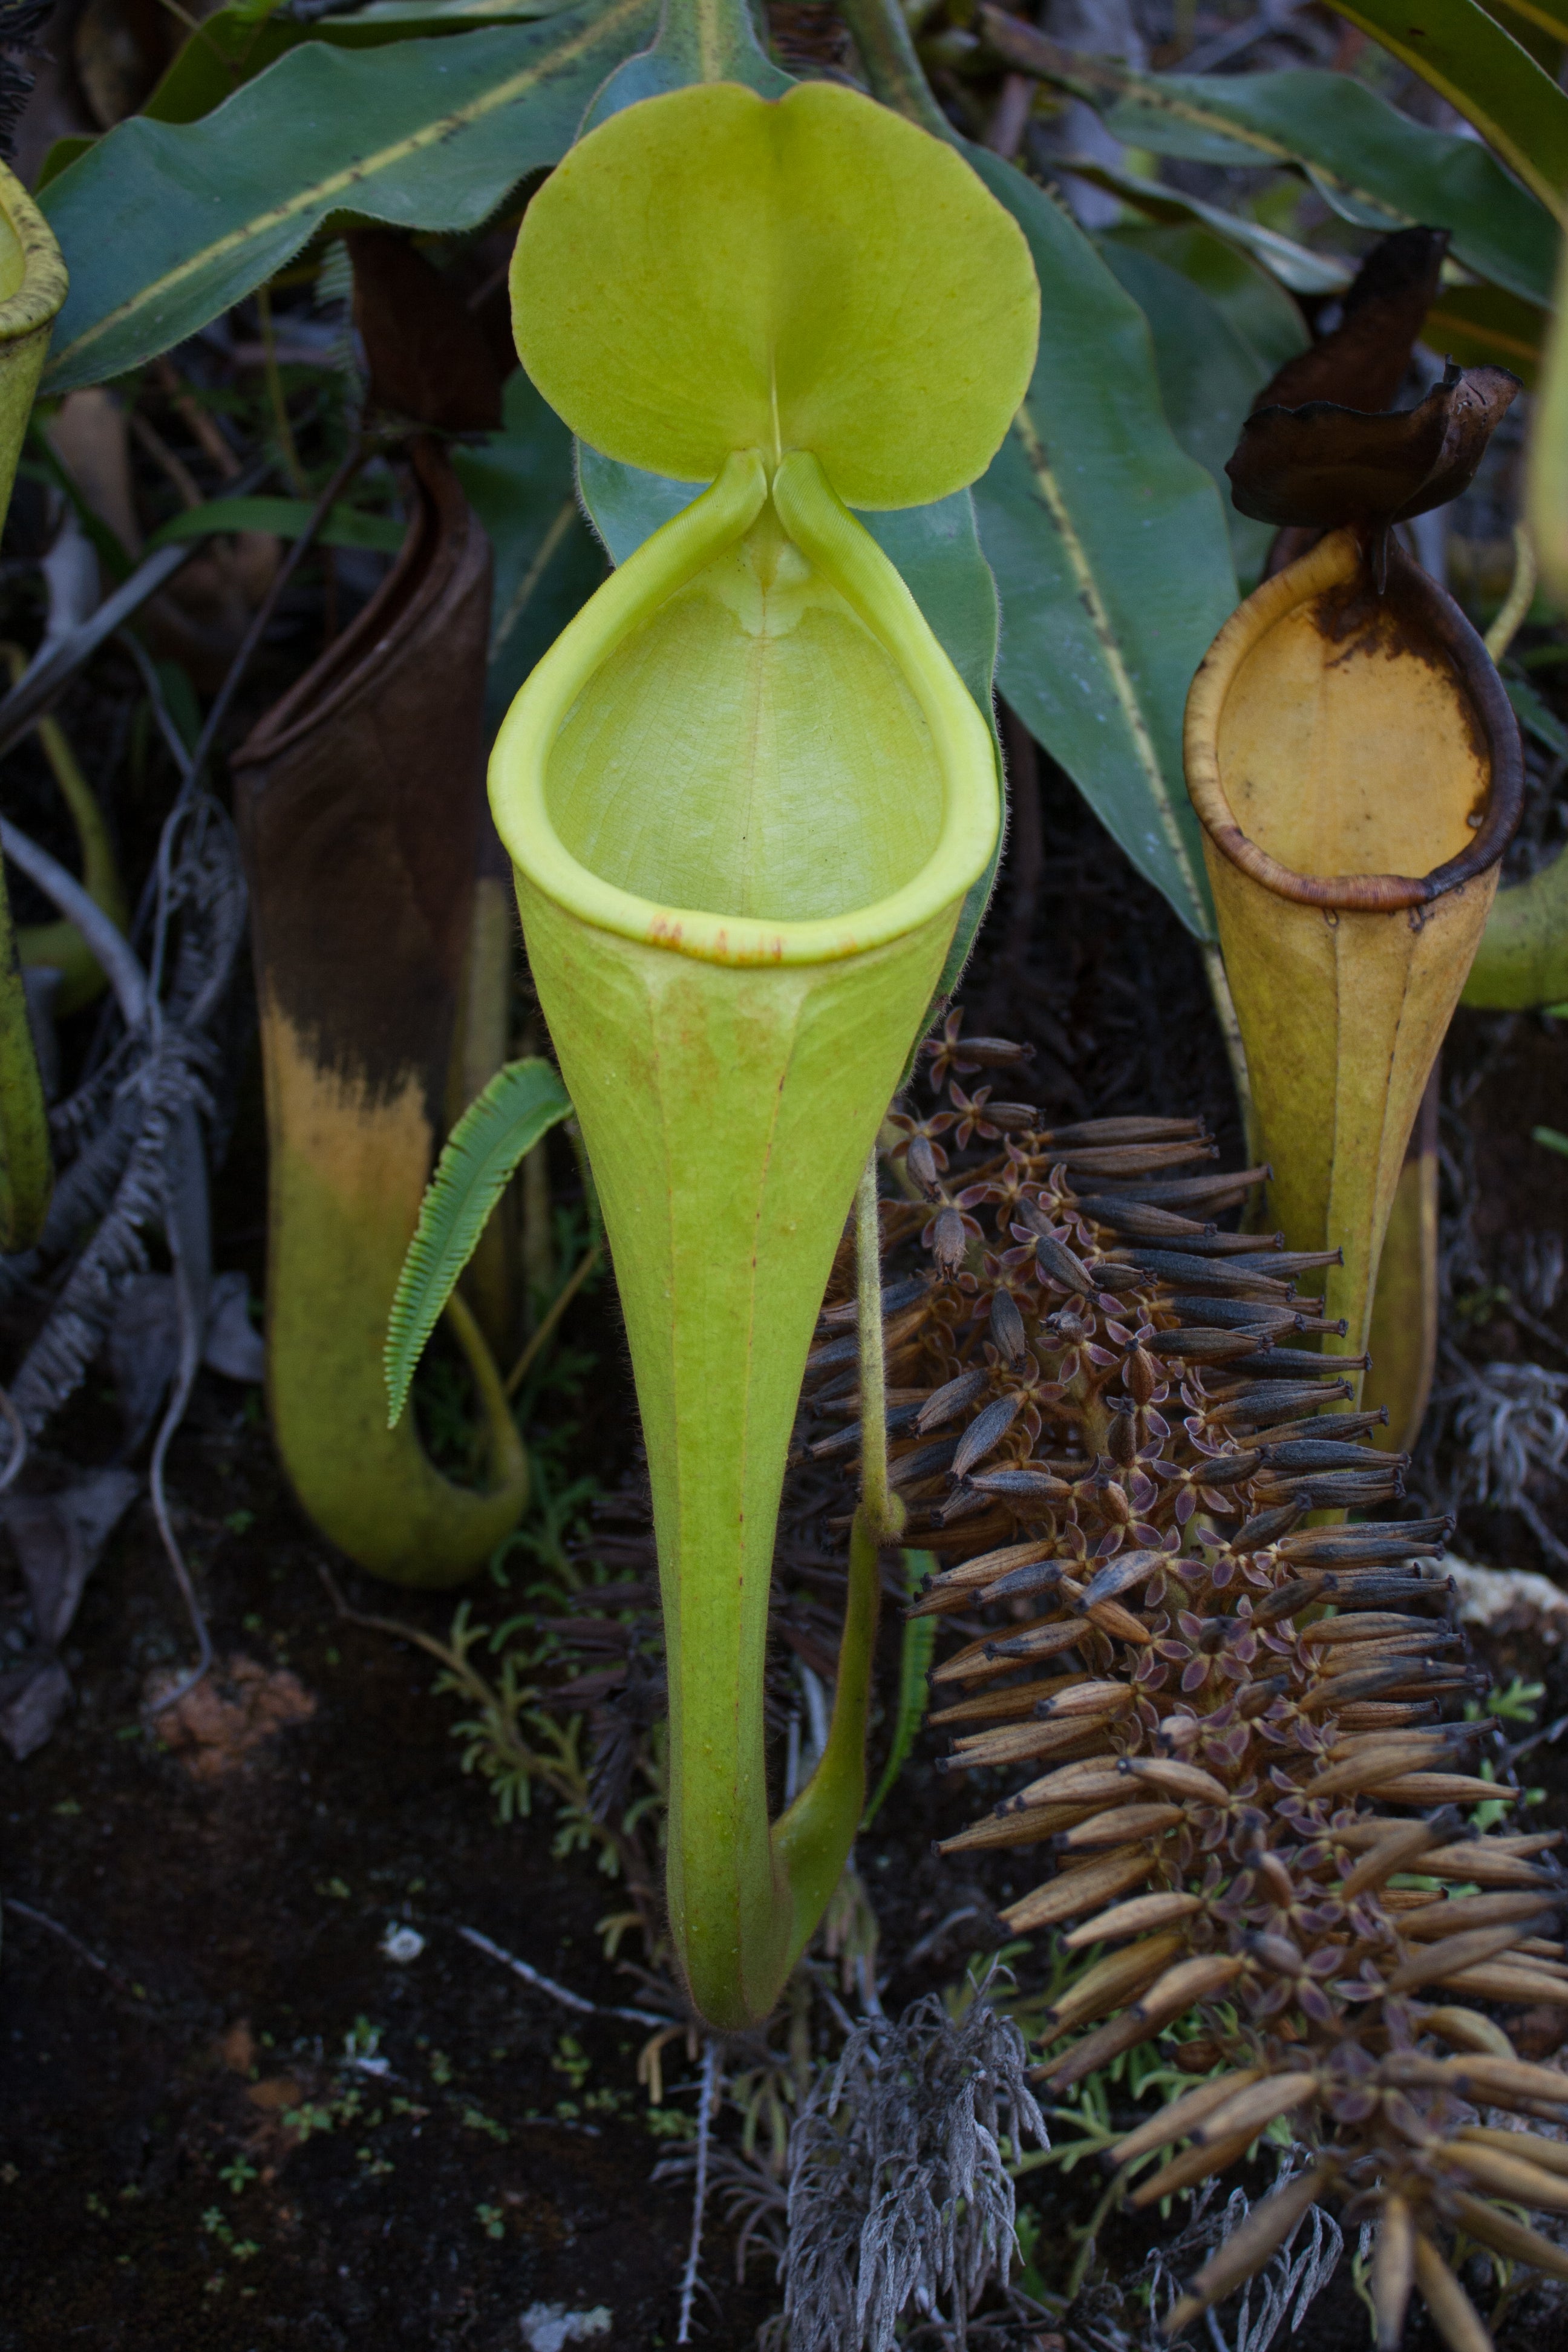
0,163,67,344
1185,526,1523,914
489,448,1001,970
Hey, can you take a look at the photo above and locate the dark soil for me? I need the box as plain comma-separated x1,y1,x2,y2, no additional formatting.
0,1381,795,2350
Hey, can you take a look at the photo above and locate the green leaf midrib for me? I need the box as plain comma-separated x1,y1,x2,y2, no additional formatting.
39,0,658,394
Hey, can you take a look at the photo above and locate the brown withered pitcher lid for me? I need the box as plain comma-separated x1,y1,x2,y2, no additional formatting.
1191,225,1524,911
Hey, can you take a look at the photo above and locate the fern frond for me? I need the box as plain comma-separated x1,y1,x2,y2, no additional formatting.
385,1056,573,1428
10,1031,212,1431
861,1549,936,1832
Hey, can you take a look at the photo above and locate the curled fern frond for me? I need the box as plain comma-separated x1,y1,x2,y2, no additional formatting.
384,1056,573,1428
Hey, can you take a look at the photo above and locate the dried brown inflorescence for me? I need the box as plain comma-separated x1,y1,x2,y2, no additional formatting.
802,1011,1568,2351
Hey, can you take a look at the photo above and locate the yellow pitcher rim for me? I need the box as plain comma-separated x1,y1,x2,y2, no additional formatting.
0,160,68,344
1184,523,1523,913
489,447,1002,967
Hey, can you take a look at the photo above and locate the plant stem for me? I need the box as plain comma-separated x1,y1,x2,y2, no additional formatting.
1201,939,1258,1166
442,1287,529,1494
838,0,952,137
521,1140,555,1325
504,1243,601,1397
0,817,148,1030
450,877,522,1354
861,1547,936,1831
1064,2163,1133,2302
1486,521,1537,662
773,1504,884,1967
515,1024,557,1334
3,647,123,916
257,283,307,495
855,1148,905,1545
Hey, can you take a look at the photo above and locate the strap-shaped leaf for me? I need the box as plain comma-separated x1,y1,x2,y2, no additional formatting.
1082,157,1351,298
0,860,51,1252
38,0,658,396
965,140,1232,941
146,495,407,554
978,7,1558,306
1324,0,1568,223
1531,239,1568,613
384,1056,572,1426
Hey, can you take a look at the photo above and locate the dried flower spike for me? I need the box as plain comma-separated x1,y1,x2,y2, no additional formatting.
805,1018,1567,2351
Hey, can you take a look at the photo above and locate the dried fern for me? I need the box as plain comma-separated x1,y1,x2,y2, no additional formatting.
781,1984,1047,2352
2,798,245,1436
0,0,54,156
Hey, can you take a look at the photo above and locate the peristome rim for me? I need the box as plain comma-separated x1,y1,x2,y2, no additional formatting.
0,159,67,345
1184,524,1523,912
489,448,1002,967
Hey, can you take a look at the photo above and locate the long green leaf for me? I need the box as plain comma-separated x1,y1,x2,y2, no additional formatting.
835,2,1236,941
354,0,583,21
864,498,1003,728
452,370,607,741
575,444,694,558
1102,72,1558,304
1506,671,1568,758
385,1057,573,1427
1070,154,1351,295
140,0,588,128
0,862,53,1252
38,0,658,396
1103,221,1311,381
1425,280,1547,385
965,144,1233,939
146,495,408,552
977,10,1558,305
1502,0,1568,39
1098,230,1284,588
1324,0,1568,219
1530,239,1568,607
